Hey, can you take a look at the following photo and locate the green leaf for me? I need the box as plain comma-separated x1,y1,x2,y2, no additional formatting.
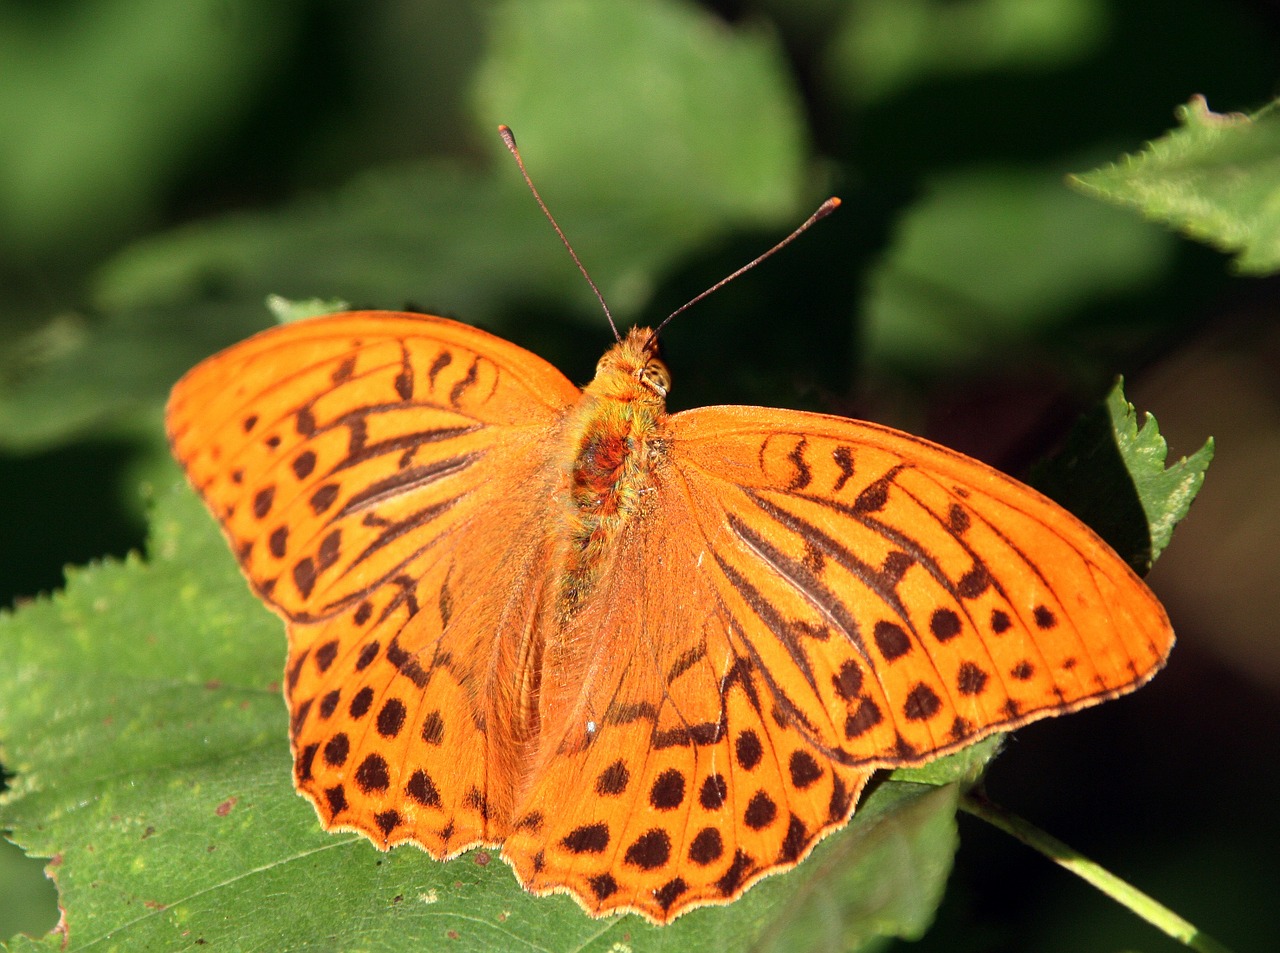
0,384,1205,950
891,734,1004,789
862,167,1175,372
751,782,966,953
266,295,353,325
1030,379,1214,571
1071,95,1280,275
473,0,807,238
0,483,965,952
0,303,265,452
824,0,1107,105
93,163,561,321
0,0,299,261
0,365,1206,953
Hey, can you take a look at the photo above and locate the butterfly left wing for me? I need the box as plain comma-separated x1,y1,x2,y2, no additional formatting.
167,311,582,856
502,402,1173,922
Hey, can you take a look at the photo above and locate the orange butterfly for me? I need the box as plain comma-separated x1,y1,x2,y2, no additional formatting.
166,139,1173,924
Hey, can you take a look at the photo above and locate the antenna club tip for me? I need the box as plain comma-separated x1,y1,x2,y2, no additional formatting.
499,124,515,143
817,196,841,218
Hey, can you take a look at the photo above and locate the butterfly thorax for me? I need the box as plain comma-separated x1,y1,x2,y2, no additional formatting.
557,327,669,618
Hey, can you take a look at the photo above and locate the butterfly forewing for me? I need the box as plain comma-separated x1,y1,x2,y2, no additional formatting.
167,312,579,617
668,406,1173,769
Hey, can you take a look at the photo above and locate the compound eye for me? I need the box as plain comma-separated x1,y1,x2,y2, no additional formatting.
640,359,671,397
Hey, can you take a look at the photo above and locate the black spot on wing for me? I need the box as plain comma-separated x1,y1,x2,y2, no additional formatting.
853,465,906,514
786,438,812,490
448,358,481,407
832,445,855,493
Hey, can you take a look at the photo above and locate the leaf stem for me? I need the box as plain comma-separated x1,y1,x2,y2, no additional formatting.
960,791,1235,953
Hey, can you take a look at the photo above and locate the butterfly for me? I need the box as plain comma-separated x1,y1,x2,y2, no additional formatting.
166,301,1173,922
166,123,1172,923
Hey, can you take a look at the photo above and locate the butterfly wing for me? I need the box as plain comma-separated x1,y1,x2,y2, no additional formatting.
167,310,581,856
667,405,1173,766
501,403,1172,922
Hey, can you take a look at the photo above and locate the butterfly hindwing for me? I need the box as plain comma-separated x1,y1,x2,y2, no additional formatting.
501,498,873,920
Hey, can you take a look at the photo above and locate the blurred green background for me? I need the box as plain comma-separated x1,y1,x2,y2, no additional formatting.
1,0,1277,949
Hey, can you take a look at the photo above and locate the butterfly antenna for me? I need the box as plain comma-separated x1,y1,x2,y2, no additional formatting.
648,197,841,346
500,125,622,342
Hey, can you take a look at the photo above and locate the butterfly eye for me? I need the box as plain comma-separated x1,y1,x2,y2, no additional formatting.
640,359,671,397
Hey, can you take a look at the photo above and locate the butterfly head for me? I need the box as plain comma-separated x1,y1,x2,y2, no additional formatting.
637,335,670,398
587,326,670,404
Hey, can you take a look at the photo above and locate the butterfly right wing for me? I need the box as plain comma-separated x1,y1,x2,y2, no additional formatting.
500,400,1174,922
166,310,581,856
